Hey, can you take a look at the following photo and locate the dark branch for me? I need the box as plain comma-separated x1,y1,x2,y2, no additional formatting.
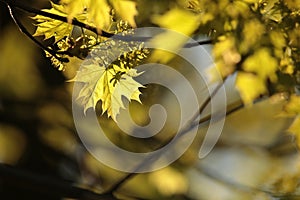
185,39,213,47
2,0,112,36
7,5,70,62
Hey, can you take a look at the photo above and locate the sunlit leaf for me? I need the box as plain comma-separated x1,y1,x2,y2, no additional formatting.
110,0,138,28
32,2,74,42
242,48,278,82
61,0,111,31
61,0,137,31
87,0,111,31
32,2,90,42
71,60,143,121
60,0,89,22
235,72,267,105
150,8,200,63
239,19,265,53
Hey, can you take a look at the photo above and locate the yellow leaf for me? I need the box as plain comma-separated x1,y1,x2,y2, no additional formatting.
242,48,278,82
71,58,144,121
87,0,111,31
152,8,200,35
110,0,138,28
235,72,267,105
213,36,240,77
150,8,200,63
270,30,286,49
60,0,89,22
61,0,112,31
240,19,265,53
32,2,73,42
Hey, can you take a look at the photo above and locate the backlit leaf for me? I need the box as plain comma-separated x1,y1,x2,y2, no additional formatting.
242,48,278,82
61,0,111,31
150,8,200,63
71,59,144,121
32,2,74,42
235,72,267,105
110,0,138,28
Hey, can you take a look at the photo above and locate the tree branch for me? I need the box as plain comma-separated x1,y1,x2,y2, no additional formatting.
7,5,70,62
1,0,213,47
1,0,111,36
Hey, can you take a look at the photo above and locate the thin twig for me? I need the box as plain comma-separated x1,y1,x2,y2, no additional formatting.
185,39,213,47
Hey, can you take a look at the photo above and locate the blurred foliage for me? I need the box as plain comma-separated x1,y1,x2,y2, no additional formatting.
1,0,300,200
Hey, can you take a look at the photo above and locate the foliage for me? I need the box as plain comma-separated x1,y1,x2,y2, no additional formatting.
71,40,148,120
2,0,300,199
28,0,300,125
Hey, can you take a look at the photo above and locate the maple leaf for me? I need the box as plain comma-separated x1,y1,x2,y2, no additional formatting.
60,0,89,23
32,2,87,42
87,0,111,31
71,59,144,121
61,0,137,31
32,2,72,42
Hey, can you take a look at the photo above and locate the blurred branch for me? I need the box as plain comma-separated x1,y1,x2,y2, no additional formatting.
0,164,117,200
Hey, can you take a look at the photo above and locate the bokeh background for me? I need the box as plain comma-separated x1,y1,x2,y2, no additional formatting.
0,1,300,200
